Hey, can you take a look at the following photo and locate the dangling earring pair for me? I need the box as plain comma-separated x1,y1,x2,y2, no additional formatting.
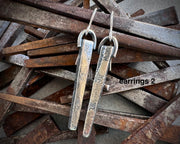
69,9,118,138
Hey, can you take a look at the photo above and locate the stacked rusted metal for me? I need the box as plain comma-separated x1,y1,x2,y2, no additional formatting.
0,0,180,143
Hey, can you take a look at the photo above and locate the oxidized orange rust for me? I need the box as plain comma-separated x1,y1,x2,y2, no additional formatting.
24,48,176,68
78,121,96,144
3,35,76,55
17,116,60,144
121,94,180,144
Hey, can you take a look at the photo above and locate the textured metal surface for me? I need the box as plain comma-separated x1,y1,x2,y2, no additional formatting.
5,54,29,67
24,26,46,39
84,46,114,137
0,67,32,124
92,0,129,17
0,92,146,132
0,21,10,39
24,49,177,68
121,94,180,144
14,0,180,47
0,0,180,57
3,35,76,55
0,22,23,51
131,9,145,17
134,6,179,26
21,73,54,97
111,65,177,100
69,40,94,131
16,116,60,144
28,43,78,57
78,121,96,144
0,65,21,89
106,65,180,95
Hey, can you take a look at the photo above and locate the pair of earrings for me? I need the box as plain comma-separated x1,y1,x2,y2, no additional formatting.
69,8,118,137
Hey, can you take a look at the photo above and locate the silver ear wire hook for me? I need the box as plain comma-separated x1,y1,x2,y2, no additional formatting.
76,8,98,65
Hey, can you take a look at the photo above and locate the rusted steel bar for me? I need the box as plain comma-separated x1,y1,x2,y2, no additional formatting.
28,43,78,57
59,76,167,114
3,111,41,136
3,35,76,55
11,102,180,144
110,65,177,100
134,6,179,26
16,116,60,144
24,26,46,39
46,130,77,143
78,121,96,144
21,73,54,97
0,92,146,132
4,54,29,67
106,65,180,95
0,22,23,51
160,125,180,144
167,24,180,30
47,126,107,143
0,65,21,89
13,0,180,47
83,0,90,9
0,67,33,124
0,21,10,38
3,84,71,136
24,49,177,68
92,0,129,17
1,1,180,57
121,94,180,144
131,9,145,17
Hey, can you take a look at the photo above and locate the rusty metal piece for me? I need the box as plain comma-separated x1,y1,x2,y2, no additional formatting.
24,50,177,68
78,121,96,143
28,43,78,57
3,84,72,136
13,0,180,47
167,24,180,30
24,26,46,39
0,21,10,38
16,116,60,144
22,73,54,97
106,65,180,95
3,111,41,136
0,92,146,132
0,65,21,89
0,22,23,51
160,125,180,144
111,65,177,100
134,6,179,26
83,0,90,9
46,130,77,143
121,94,180,144
3,35,76,55
131,9,145,17
0,67,33,124
92,0,129,17
1,1,180,57
5,54,29,67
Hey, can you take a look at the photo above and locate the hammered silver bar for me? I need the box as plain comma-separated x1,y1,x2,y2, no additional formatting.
69,39,94,131
83,45,114,137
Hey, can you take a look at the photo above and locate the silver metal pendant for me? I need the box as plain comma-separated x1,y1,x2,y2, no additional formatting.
83,36,118,137
68,29,97,131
